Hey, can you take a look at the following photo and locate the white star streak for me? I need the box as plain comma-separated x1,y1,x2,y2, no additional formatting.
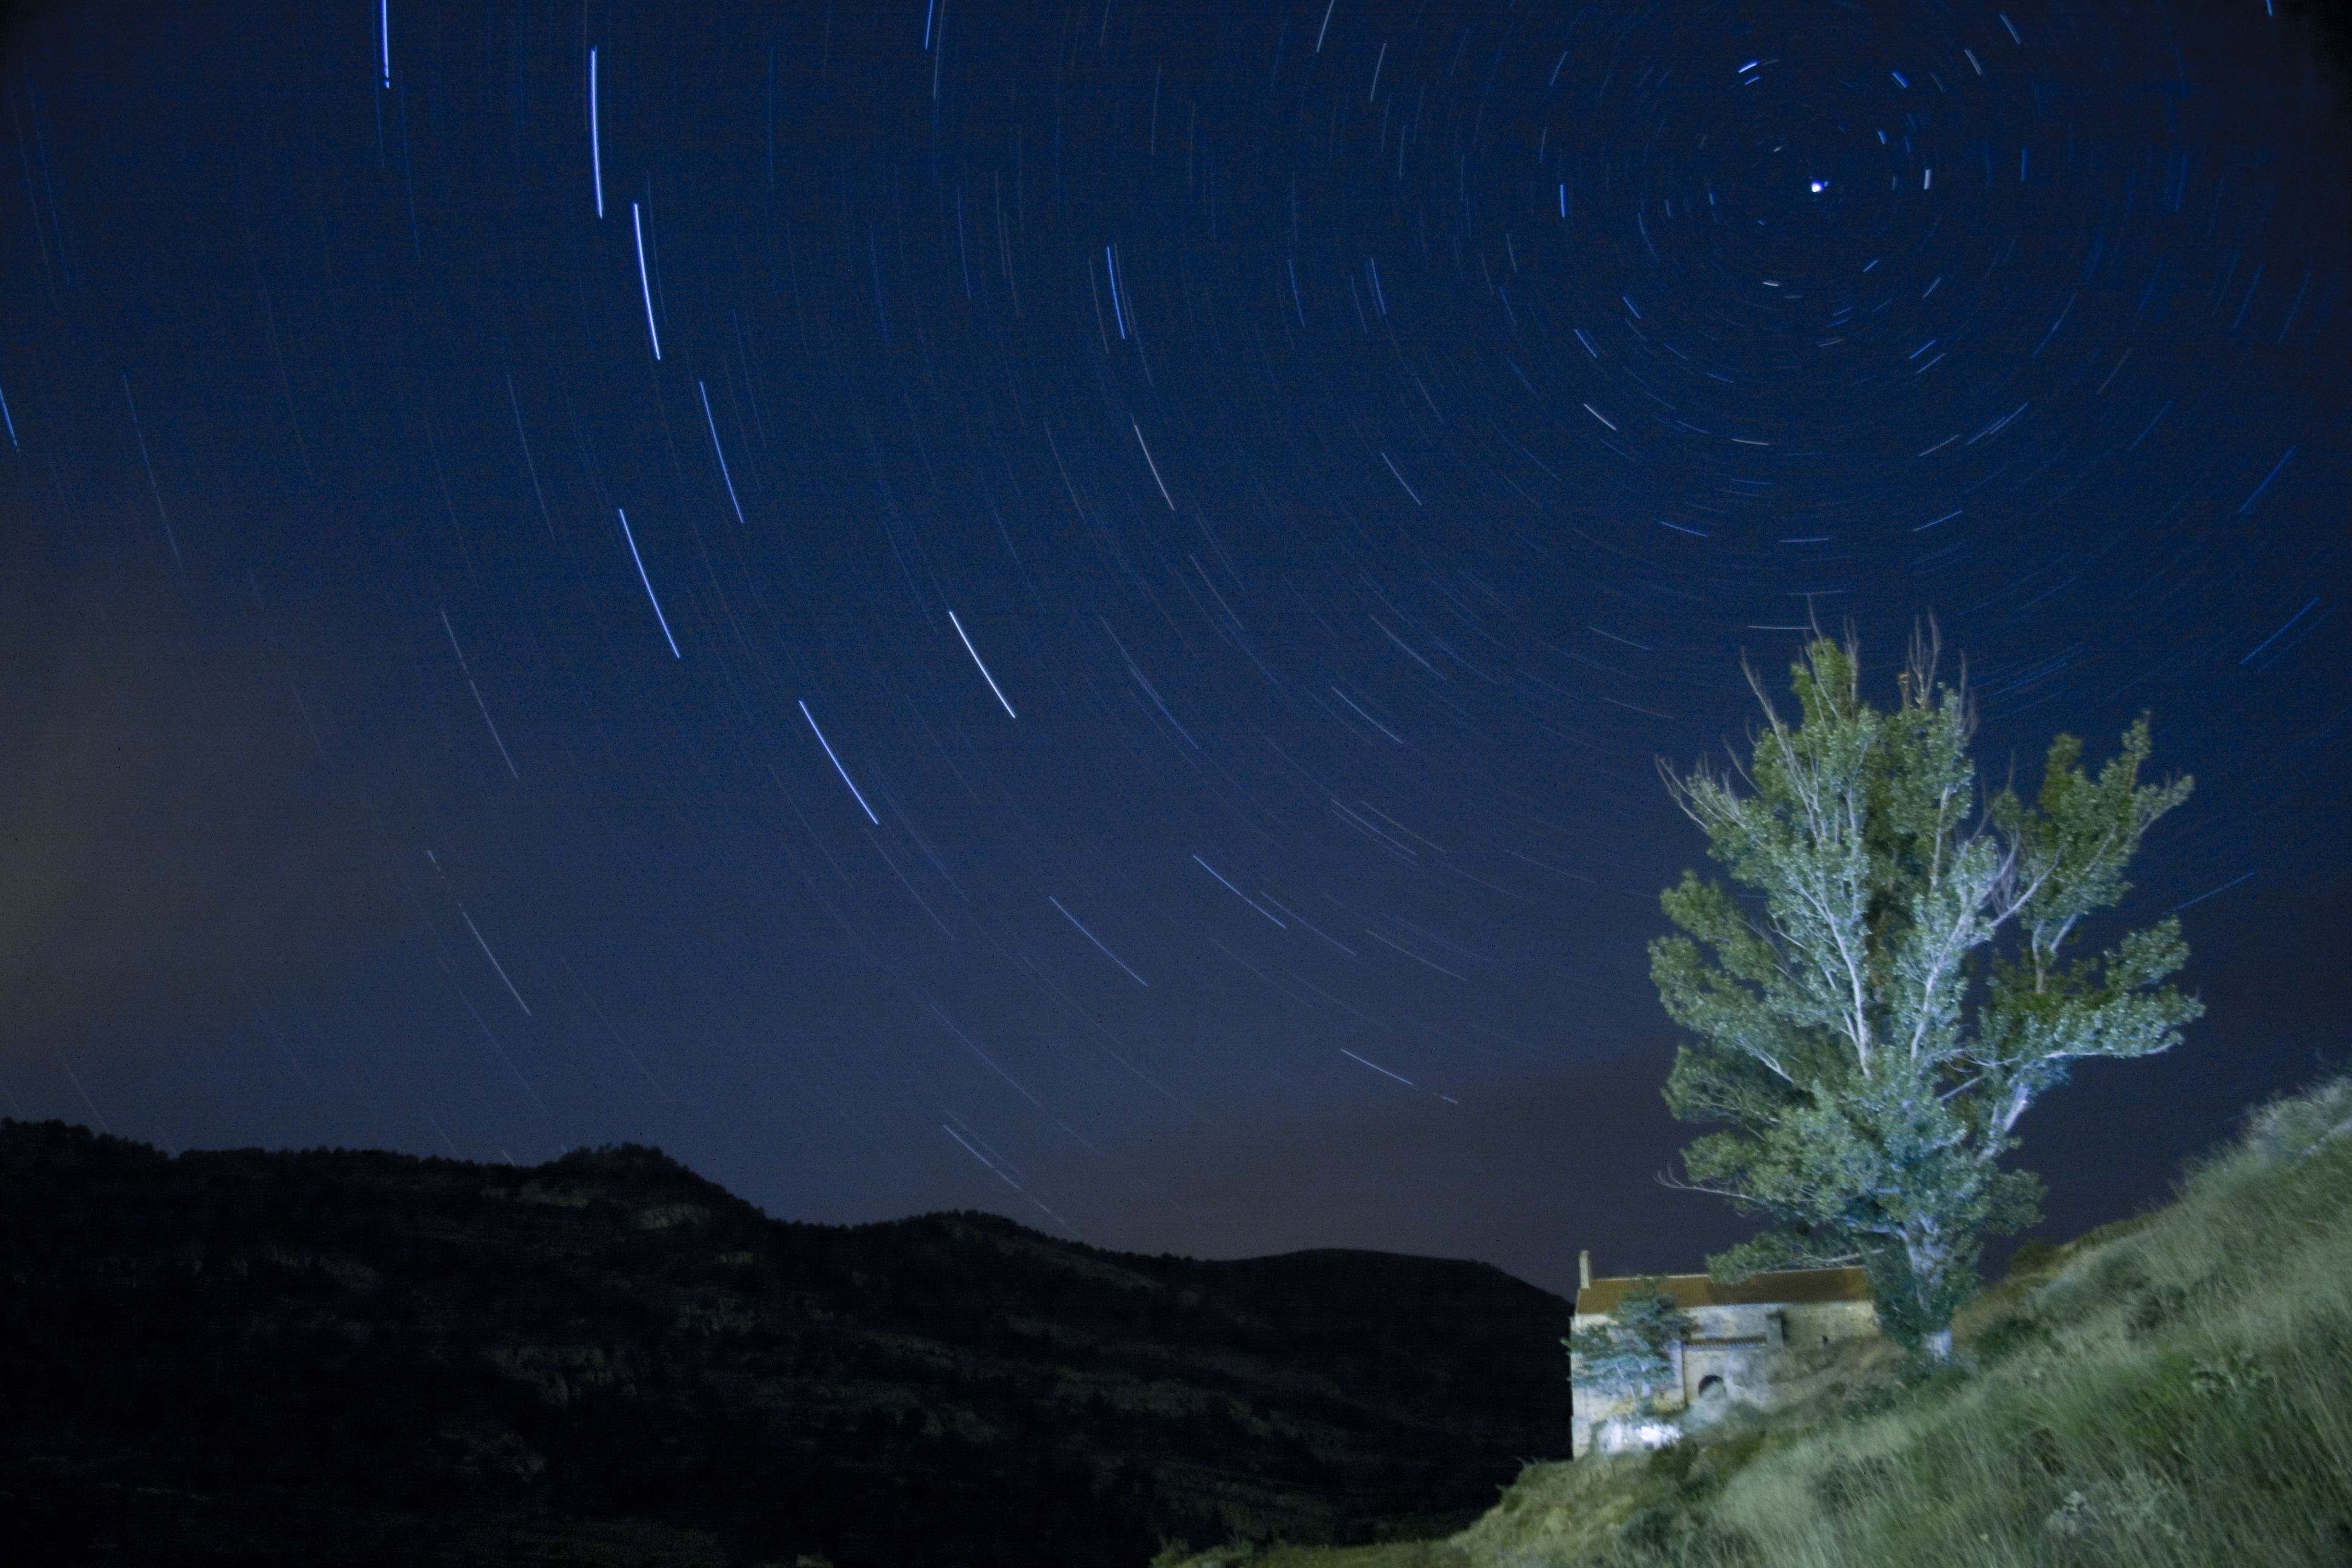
615,508,681,657
632,203,662,359
799,700,879,823
947,610,1018,717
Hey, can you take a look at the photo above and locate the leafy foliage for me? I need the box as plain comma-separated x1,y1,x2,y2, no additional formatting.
1564,1282,1694,1415
1177,1076,2352,1568
1650,628,2201,1352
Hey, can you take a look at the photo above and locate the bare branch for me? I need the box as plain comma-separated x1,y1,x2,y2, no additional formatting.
1652,628,2194,1354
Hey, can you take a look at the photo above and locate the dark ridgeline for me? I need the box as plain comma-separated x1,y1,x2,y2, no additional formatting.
0,1120,1574,1566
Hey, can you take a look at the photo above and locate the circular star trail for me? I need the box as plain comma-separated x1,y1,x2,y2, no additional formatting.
0,0,2343,1294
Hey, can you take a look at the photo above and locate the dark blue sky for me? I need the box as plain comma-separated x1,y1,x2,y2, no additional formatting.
1,0,2344,1300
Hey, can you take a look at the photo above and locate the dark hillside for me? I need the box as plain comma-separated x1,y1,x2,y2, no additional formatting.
0,1120,1574,1566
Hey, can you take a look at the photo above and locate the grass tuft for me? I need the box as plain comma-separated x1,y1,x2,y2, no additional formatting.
1161,1070,2352,1568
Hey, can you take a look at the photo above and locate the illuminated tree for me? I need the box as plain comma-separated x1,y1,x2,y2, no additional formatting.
1651,627,2201,1357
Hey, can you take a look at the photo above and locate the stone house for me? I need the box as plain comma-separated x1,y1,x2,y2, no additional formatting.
1569,1250,1879,1457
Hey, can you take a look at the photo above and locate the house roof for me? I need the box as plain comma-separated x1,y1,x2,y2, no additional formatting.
1575,1266,1872,1316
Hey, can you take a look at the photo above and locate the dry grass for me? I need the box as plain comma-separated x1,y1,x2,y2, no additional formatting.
1161,1073,2352,1568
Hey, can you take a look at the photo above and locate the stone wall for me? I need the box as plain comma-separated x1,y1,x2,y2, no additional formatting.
1568,1281,1880,1457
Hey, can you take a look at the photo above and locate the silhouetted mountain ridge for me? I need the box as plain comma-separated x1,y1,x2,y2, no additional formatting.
0,1120,1575,1567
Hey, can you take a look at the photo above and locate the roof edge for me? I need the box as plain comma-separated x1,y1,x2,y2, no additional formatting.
1574,1265,1872,1315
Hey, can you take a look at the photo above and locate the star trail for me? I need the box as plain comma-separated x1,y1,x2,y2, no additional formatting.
0,0,2344,1298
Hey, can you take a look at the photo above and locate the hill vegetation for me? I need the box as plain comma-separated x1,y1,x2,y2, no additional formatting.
1164,1071,2352,1568
0,1124,1574,1567
11,1073,2346,1567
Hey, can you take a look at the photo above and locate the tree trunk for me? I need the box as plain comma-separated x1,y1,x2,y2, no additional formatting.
1903,1226,1958,1361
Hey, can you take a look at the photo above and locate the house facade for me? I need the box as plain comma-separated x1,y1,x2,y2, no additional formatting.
1569,1252,1879,1457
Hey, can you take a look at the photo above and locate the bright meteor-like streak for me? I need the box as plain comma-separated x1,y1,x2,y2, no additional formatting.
461,910,532,1015
1341,1048,1414,1086
947,610,1017,717
1132,420,1174,510
632,203,661,358
589,48,604,217
615,508,680,658
799,700,879,823
697,381,746,526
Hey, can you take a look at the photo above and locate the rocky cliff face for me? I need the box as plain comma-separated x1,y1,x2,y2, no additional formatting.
0,1120,1575,1567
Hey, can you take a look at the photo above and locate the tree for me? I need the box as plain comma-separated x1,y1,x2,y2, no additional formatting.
1564,1281,1694,1416
1649,627,2202,1358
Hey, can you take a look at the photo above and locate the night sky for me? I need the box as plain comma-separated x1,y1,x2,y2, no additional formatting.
1,0,2346,1302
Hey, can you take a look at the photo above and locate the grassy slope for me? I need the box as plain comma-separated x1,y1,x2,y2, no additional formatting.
1161,1074,2352,1568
